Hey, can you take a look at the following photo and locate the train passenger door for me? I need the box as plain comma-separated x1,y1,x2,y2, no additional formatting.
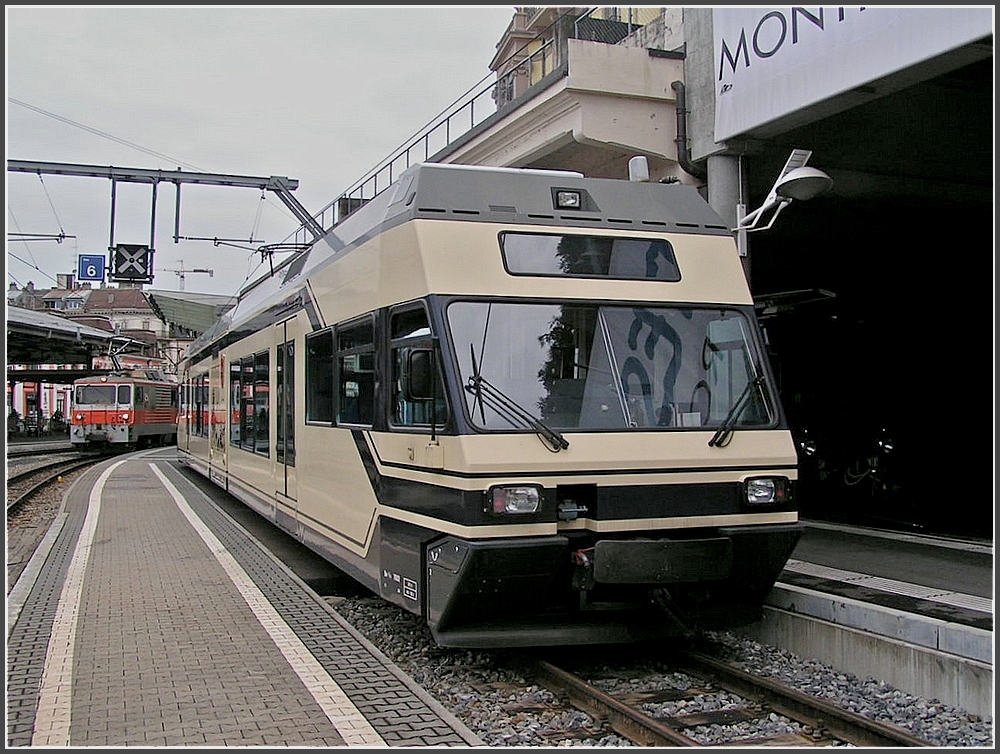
276,322,297,505
179,372,190,452
209,359,225,472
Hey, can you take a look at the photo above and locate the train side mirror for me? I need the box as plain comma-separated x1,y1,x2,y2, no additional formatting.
405,349,435,401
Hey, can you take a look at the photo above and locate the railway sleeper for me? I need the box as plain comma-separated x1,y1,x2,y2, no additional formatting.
657,706,761,729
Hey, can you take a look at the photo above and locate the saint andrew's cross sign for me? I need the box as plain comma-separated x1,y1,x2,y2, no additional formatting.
111,244,154,283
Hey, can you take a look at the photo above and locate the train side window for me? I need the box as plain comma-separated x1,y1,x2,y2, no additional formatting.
254,350,270,457
389,306,447,428
194,374,207,438
241,358,254,451
305,329,334,423
229,361,241,446
277,340,295,466
337,317,375,427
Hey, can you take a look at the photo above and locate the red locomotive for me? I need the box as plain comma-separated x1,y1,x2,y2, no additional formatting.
70,370,179,451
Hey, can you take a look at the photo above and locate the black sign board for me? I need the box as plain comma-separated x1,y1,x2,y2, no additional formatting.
110,244,154,283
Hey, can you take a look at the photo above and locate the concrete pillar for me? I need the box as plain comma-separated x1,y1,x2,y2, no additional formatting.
707,153,751,286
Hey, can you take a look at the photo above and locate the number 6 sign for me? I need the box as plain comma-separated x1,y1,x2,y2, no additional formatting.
77,254,106,282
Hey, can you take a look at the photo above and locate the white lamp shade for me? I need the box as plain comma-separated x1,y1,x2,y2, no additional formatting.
774,166,833,201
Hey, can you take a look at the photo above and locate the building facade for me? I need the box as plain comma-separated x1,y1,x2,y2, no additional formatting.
314,6,993,536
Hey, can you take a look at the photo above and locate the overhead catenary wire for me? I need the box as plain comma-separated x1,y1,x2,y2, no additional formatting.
36,173,66,236
9,97,206,172
8,252,60,286
7,207,42,270
249,190,266,241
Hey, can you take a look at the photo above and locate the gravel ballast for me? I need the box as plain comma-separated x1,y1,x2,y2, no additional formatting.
334,595,993,747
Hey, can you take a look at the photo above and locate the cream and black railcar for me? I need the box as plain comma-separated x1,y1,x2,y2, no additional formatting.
177,163,804,648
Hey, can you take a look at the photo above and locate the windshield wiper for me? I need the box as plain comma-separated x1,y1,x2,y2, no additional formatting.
464,370,569,452
708,375,765,448
467,343,487,424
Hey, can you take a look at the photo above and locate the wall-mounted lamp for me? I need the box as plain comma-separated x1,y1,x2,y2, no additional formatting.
735,149,833,234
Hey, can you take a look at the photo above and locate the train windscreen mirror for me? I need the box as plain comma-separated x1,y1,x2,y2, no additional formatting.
406,349,434,400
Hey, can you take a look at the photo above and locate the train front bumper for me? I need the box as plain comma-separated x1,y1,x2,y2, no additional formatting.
425,523,804,648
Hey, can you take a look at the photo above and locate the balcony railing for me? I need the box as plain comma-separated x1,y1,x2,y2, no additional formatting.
291,7,661,246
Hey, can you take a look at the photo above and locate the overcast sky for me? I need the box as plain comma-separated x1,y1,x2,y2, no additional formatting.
6,5,516,298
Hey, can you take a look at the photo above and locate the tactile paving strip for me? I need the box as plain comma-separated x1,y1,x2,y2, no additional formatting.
160,462,475,747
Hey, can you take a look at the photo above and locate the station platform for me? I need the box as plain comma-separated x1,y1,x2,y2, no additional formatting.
7,445,993,742
6,447,483,747
745,520,993,718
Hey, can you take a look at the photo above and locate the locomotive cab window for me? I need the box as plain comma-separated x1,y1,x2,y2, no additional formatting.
337,317,375,426
390,305,447,428
501,232,680,281
75,385,116,405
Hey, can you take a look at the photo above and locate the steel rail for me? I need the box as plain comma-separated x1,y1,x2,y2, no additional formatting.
7,458,96,514
7,445,78,458
527,658,702,746
678,651,932,747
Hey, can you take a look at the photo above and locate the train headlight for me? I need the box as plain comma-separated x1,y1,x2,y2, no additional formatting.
121,413,129,421
75,413,83,421
487,485,541,514
745,477,788,505
555,190,582,209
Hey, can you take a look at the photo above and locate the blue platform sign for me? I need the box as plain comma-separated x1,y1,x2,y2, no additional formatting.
78,254,106,282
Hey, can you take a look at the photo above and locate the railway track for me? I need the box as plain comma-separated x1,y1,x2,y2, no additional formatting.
7,442,76,458
7,455,99,515
522,651,933,747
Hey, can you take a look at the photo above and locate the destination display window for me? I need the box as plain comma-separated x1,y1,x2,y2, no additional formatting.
500,232,681,281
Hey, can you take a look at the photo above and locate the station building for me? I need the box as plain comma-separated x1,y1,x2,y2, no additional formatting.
421,6,993,536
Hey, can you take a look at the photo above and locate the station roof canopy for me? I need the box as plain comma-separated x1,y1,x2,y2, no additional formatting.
145,289,237,335
7,306,115,365
6,306,122,384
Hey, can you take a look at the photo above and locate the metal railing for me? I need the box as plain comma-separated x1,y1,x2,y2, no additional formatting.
291,7,661,246
573,7,662,45
292,79,502,245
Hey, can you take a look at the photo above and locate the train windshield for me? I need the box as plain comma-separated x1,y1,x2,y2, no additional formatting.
75,384,131,405
447,302,775,432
